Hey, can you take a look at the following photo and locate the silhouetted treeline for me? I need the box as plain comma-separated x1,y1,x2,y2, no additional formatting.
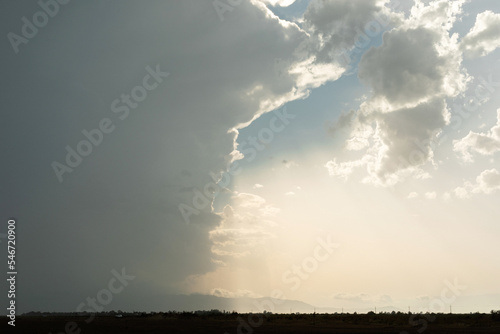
21,309,500,326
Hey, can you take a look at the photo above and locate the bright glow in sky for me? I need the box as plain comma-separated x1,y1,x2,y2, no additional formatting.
1,0,500,315
196,0,500,313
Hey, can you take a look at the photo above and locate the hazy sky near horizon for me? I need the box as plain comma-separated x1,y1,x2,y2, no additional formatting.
1,0,500,314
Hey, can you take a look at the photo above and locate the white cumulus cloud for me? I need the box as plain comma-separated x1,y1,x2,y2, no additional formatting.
461,10,500,58
454,168,500,198
453,109,500,162
326,0,469,186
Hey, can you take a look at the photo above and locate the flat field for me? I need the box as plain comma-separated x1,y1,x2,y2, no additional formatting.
3,313,500,334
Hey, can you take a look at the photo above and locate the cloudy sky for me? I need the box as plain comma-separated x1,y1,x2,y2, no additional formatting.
1,0,500,314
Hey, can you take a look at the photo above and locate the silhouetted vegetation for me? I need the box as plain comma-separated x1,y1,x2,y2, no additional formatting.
9,310,500,334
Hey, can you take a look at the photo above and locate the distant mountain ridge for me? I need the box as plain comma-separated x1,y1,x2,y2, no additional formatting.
162,294,319,313
159,293,500,314
11,291,500,315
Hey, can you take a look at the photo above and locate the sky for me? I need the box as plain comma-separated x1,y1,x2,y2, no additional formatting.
1,0,500,315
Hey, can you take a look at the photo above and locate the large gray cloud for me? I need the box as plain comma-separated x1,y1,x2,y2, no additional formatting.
0,0,317,312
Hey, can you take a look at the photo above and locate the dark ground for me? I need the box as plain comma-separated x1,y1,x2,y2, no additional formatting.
3,312,500,334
